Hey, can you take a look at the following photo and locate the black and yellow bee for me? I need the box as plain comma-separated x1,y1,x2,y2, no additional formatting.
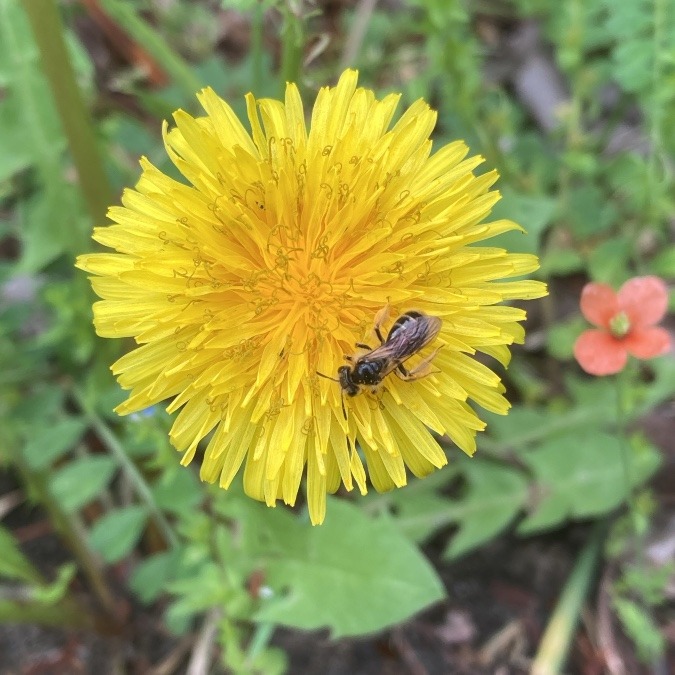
319,308,442,409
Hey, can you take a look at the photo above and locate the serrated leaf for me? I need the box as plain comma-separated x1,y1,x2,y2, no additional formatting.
89,506,148,563
22,418,88,470
50,456,117,512
219,496,445,637
443,460,529,558
518,432,661,534
130,549,181,604
0,525,43,584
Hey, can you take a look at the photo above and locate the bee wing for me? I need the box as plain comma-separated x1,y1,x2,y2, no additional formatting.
376,315,442,376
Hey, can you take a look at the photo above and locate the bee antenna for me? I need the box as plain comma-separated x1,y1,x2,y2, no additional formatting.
316,370,339,383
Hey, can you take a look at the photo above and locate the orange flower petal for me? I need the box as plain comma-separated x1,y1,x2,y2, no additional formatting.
573,329,627,376
579,283,618,328
623,327,672,359
617,276,669,329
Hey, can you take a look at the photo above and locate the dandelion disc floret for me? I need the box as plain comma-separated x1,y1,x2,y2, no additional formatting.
77,70,547,524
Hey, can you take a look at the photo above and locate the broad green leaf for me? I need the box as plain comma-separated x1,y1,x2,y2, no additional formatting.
217,495,445,637
648,245,675,278
518,432,661,534
130,549,181,604
50,456,117,512
22,418,88,470
588,236,632,286
151,468,202,515
0,0,65,181
566,184,618,237
89,506,148,563
489,189,556,255
546,315,588,360
392,491,458,544
0,0,88,270
0,525,43,584
539,248,584,277
443,460,529,558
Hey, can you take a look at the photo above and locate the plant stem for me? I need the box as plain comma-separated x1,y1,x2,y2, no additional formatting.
530,520,608,675
250,0,265,93
72,387,180,550
21,0,112,227
245,621,275,665
279,2,303,94
98,0,204,103
614,368,642,543
0,596,91,628
12,455,118,616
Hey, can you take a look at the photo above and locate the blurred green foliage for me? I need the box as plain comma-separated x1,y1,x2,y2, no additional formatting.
1,0,673,671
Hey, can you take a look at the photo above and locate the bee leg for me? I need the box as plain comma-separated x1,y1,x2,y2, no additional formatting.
344,354,354,362
398,347,442,381
355,342,372,351
341,395,347,420
372,304,391,344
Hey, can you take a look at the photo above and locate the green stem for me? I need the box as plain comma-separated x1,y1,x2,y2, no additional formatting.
72,387,180,550
21,0,112,227
614,368,642,546
279,2,303,93
245,621,276,665
98,0,203,103
530,520,608,675
0,596,90,629
12,455,118,615
250,1,265,93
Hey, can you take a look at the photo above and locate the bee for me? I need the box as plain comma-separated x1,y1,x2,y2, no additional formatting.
318,307,442,413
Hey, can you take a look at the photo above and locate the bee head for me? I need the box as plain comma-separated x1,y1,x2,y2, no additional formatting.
337,365,360,396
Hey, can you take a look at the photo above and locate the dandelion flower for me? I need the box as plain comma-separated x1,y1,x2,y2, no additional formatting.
574,276,671,376
77,70,547,524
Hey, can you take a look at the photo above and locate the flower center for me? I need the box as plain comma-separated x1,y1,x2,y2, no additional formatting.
609,311,630,338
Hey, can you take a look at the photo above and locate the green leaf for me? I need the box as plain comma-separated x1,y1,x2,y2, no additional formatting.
648,245,675,277
539,247,584,277
0,0,66,181
50,456,117,512
22,417,88,470
130,549,182,604
0,525,43,584
392,491,458,544
218,496,445,637
151,468,202,515
443,460,529,558
566,184,618,237
518,432,661,534
89,506,149,563
546,315,588,360
613,597,665,662
489,188,557,255
31,563,77,604
587,236,633,286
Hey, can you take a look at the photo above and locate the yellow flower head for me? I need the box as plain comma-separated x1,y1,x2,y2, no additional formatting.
77,70,546,524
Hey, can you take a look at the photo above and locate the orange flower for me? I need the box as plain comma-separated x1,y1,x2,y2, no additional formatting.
574,276,671,376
